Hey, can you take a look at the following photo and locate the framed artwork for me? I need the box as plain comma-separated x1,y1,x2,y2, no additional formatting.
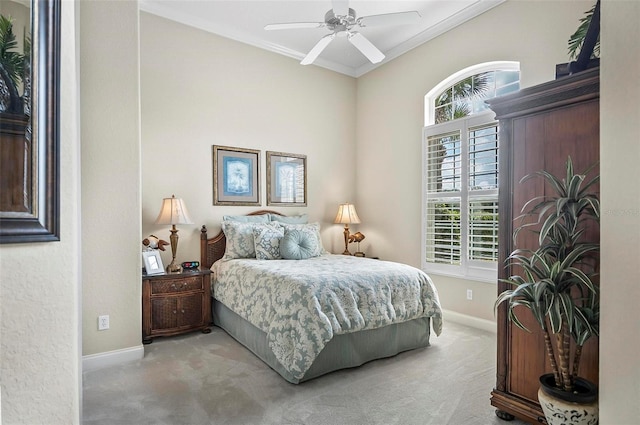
212,145,260,206
0,0,60,243
142,251,165,275
266,151,307,206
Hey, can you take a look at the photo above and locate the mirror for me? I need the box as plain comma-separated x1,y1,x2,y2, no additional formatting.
0,0,60,243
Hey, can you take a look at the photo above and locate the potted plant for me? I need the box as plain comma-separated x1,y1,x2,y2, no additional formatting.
0,14,28,114
495,157,600,425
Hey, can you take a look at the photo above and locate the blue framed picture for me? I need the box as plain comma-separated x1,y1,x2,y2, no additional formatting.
266,151,307,206
213,145,260,206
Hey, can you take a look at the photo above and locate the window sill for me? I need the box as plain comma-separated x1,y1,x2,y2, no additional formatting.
421,267,497,284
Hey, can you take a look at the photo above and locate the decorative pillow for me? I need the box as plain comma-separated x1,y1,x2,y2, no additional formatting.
221,221,258,259
280,229,320,260
253,224,284,260
278,222,326,255
223,214,269,223
269,213,308,224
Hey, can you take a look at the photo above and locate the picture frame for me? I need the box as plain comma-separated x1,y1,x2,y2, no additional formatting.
0,0,60,243
266,151,307,206
142,250,165,275
212,145,260,206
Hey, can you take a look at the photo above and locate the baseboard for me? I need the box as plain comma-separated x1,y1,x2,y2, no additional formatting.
82,345,145,372
442,309,496,333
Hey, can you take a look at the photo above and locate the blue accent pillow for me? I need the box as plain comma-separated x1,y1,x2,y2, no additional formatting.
223,214,269,223
278,222,326,255
269,213,308,224
280,229,320,260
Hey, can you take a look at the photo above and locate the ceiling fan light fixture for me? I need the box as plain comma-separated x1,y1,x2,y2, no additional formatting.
265,0,417,68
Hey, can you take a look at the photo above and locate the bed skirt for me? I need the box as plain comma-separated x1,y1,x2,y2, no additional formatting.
212,298,432,384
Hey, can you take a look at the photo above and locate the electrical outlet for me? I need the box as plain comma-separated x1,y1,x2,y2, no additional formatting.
466,289,473,300
98,315,110,331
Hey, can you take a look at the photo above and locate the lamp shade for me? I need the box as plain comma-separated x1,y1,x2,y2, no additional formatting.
154,195,193,225
334,203,361,224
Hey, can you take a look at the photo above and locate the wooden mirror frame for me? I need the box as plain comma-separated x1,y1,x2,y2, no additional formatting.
0,0,60,243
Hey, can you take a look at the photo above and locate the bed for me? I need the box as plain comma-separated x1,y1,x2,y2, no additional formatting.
200,210,442,384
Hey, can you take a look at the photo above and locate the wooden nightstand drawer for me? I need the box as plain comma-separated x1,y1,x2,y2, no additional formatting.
151,276,203,294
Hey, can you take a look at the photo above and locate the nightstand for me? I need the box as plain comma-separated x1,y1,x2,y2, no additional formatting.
142,268,212,344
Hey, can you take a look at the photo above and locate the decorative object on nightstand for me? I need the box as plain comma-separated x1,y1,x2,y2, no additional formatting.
141,268,212,344
141,234,169,251
349,231,366,257
142,250,165,275
155,195,193,273
334,203,361,255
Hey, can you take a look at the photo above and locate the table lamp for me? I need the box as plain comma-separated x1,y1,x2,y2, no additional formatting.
155,195,193,272
334,203,361,255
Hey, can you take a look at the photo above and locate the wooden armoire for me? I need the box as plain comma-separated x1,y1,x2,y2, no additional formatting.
486,67,600,423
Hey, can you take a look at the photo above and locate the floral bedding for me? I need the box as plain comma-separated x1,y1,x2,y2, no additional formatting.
211,254,443,380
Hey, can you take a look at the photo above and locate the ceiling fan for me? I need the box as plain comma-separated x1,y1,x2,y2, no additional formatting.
264,0,421,65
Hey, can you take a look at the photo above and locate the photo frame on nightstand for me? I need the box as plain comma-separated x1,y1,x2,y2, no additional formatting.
142,251,165,275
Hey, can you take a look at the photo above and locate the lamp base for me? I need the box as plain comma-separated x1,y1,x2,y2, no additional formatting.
167,225,182,273
342,225,352,255
354,252,365,257
166,260,182,273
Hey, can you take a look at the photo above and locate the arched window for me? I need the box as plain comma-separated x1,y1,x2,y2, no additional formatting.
422,62,520,282
425,61,520,125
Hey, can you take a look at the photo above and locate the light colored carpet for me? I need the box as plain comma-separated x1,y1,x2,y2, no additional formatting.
83,321,527,425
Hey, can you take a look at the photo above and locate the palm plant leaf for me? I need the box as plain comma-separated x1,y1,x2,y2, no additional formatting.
568,2,600,60
0,15,23,87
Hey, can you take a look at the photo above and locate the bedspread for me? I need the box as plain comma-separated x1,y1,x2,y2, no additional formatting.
211,254,442,380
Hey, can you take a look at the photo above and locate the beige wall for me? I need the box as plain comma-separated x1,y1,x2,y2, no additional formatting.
139,12,357,265
0,1,81,423
355,0,593,322
80,0,142,357
600,1,640,423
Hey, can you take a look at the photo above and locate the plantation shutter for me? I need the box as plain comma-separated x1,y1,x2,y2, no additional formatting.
423,114,499,277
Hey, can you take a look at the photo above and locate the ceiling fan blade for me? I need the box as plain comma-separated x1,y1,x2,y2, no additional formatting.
358,11,421,27
301,33,336,65
264,22,325,31
348,32,385,64
332,0,349,16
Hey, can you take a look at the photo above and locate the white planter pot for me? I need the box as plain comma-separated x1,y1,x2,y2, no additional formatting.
538,374,598,425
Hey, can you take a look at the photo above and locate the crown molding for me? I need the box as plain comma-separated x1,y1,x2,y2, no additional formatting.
139,0,505,78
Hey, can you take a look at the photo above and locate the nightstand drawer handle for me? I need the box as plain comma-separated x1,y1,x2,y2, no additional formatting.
183,282,187,286
171,284,177,289
181,309,185,313
173,310,177,314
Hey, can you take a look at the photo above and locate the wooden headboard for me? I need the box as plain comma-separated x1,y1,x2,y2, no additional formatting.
200,210,284,269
